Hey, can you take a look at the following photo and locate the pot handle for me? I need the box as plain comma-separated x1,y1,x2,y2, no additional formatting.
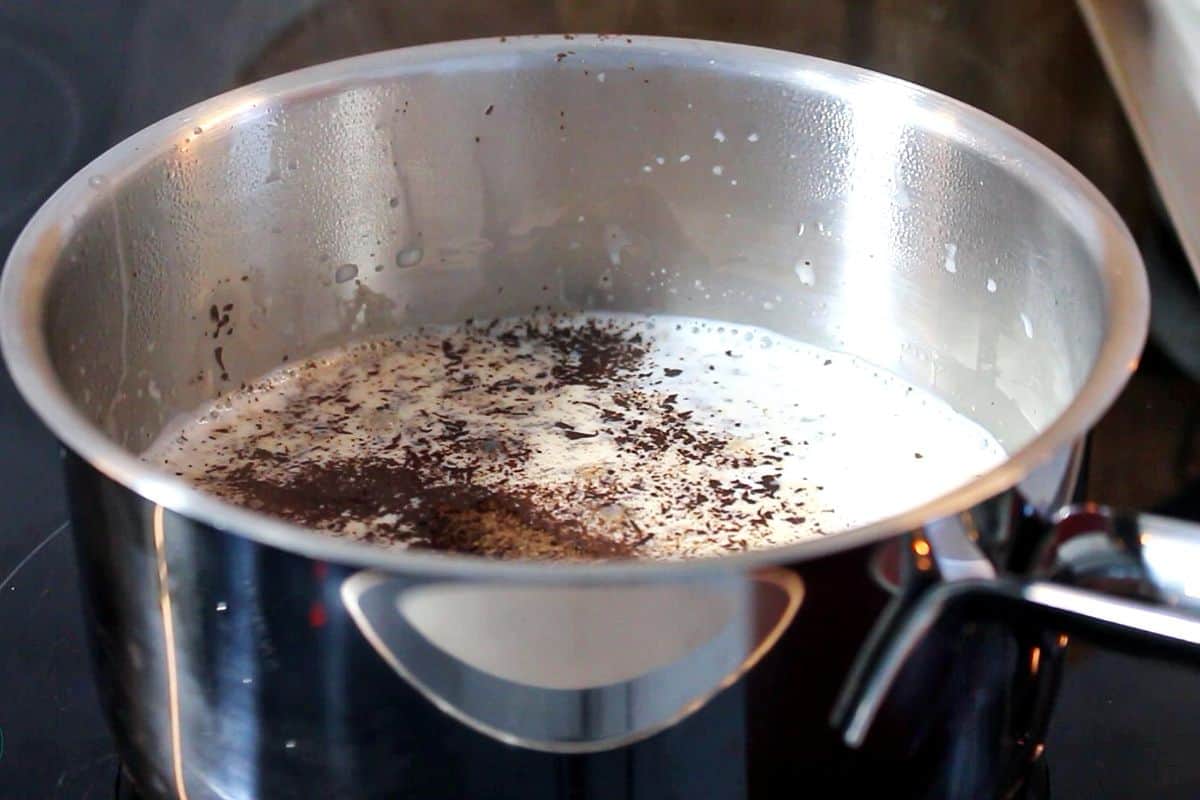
341,569,804,753
833,504,1200,748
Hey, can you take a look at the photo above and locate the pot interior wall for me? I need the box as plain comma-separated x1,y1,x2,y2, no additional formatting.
40,42,1107,456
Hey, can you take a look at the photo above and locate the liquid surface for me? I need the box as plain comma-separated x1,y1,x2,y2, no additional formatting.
145,312,1006,559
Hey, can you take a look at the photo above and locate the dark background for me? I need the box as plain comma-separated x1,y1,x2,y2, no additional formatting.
2,0,1199,797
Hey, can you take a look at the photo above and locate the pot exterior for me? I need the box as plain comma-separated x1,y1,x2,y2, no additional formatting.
2,34,1135,800
66,445,1076,799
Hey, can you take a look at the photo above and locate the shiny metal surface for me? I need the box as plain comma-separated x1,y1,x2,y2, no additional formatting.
1078,0,1200,285
341,568,801,751
1047,505,1200,614
836,574,1200,749
0,35,1167,799
67,454,1069,799
245,0,1154,235
0,36,1147,576
836,501,1200,752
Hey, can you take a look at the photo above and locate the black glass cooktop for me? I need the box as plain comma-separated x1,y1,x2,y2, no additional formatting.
2,2,1200,797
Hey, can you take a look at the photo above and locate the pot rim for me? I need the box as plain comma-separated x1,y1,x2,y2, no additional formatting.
0,35,1149,582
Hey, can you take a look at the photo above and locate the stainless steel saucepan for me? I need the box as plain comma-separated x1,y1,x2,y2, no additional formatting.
2,36,1193,799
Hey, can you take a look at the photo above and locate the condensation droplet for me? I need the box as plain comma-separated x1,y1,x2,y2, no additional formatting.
712,165,724,176
88,175,107,188
1020,312,1033,339
215,601,228,612
193,126,203,135
943,243,958,274
334,264,359,283
396,247,424,268
986,278,997,293
794,260,816,286
604,223,633,266
596,72,606,82
747,132,759,142
713,129,726,143
655,155,665,165
642,165,653,173
679,154,691,162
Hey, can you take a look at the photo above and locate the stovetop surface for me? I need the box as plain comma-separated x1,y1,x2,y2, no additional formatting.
2,2,1200,797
